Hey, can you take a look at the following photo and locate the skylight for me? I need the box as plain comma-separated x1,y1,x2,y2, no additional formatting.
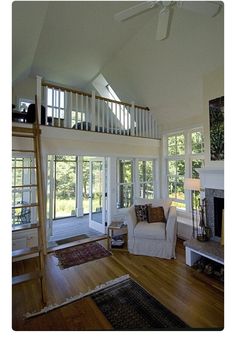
92,74,131,129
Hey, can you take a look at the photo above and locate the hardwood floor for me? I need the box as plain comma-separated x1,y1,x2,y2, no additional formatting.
12,239,224,330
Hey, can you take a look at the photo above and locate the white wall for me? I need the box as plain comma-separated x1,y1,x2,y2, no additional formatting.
12,76,36,108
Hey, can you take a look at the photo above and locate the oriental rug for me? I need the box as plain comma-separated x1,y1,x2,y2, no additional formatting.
26,275,189,330
54,241,111,269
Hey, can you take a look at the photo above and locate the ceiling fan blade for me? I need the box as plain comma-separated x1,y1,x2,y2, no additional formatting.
114,1,157,22
177,1,221,17
156,7,170,41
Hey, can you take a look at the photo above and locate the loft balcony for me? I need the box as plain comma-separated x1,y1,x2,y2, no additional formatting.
12,77,160,141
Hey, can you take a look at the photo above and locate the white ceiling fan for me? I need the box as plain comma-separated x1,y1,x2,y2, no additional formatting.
114,1,222,41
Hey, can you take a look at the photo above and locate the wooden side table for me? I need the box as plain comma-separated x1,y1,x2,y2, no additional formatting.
107,222,128,251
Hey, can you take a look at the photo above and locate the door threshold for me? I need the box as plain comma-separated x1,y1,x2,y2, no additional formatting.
47,234,107,253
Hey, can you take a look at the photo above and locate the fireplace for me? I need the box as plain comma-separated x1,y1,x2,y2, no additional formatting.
205,188,224,240
214,197,224,238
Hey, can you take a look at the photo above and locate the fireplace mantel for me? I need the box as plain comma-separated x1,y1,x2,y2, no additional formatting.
197,167,224,190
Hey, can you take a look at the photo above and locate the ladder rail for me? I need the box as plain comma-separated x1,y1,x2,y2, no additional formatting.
12,95,47,306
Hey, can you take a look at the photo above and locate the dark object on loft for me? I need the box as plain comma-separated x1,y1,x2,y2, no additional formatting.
27,104,46,124
72,122,135,135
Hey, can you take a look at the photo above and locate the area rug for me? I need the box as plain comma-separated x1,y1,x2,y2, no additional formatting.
54,241,111,269
26,275,189,330
56,234,88,245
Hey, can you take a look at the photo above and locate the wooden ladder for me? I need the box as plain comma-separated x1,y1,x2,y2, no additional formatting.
12,103,47,305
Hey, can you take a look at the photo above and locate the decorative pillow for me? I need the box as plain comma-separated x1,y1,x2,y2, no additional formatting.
135,205,148,222
147,206,166,223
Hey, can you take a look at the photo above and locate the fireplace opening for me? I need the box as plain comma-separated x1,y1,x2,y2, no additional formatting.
214,197,224,238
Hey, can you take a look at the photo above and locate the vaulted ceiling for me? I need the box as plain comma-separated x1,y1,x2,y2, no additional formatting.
12,1,224,129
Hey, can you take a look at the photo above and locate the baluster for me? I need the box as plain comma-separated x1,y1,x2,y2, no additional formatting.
142,109,145,137
36,75,42,124
97,98,100,132
122,104,125,135
58,88,61,127
85,95,89,131
52,88,55,127
106,101,109,133
138,108,141,136
64,91,68,128
44,86,48,125
115,102,117,134
131,102,135,136
81,94,84,130
75,93,78,129
91,90,95,131
118,104,122,135
102,99,105,133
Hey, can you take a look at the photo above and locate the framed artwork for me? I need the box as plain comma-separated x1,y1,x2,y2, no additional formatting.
209,96,224,161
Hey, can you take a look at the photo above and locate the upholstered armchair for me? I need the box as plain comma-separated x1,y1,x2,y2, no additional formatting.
127,199,177,259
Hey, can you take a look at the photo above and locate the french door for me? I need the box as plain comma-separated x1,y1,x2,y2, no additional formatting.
89,157,106,233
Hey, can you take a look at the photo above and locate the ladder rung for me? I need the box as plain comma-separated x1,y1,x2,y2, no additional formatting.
12,247,40,258
12,127,35,134
12,271,41,285
12,149,35,153
12,134,35,138
12,184,37,189
12,166,36,169
12,223,39,232
12,203,38,209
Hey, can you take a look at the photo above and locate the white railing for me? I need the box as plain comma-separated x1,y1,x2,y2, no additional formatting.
36,77,159,139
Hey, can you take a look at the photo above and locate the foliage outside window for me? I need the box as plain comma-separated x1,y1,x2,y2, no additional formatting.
138,160,154,199
191,130,205,209
117,160,133,208
12,157,36,225
167,133,186,210
54,155,77,218
166,129,204,211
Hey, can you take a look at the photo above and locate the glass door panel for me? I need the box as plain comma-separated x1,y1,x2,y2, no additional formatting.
89,158,105,233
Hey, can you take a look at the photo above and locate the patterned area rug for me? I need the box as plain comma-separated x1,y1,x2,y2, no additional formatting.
25,275,189,330
54,242,111,269
91,277,189,330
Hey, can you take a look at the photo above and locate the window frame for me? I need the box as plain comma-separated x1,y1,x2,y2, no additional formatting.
116,159,134,209
164,127,205,213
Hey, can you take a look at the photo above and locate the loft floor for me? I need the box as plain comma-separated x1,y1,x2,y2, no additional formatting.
12,239,224,330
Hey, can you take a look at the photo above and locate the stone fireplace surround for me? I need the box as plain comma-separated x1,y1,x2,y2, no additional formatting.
184,167,224,271
198,166,224,241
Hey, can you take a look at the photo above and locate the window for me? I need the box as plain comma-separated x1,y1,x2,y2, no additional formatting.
167,133,186,210
18,98,33,112
190,130,205,209
93,73,131,129
12,157,36,226
165,129,204,211
47,88,65,119
138,160,154,199
117,160,133,208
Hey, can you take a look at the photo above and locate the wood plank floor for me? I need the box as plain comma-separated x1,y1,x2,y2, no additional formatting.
12,239,224,330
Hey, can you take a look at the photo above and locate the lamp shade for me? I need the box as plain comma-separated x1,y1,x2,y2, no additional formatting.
184,178,200,191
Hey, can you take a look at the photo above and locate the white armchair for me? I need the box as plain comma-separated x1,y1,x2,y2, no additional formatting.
127,199,177,259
